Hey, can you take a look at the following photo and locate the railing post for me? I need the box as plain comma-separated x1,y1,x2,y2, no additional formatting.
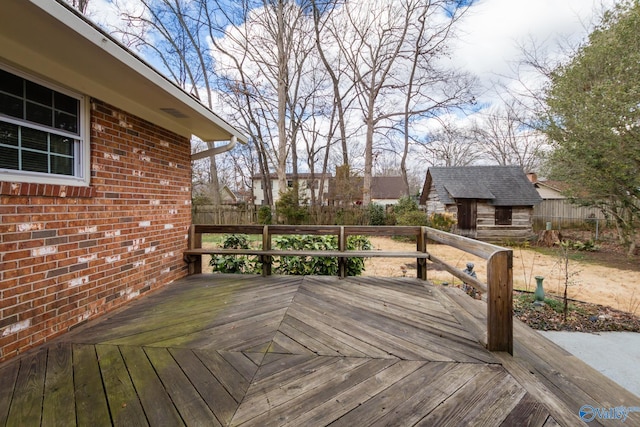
189,225,202,275
262,225,272,277
338,226,346,278
417,227,427,280
486,249,513,354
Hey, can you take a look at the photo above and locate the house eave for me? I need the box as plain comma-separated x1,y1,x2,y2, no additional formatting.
0,0,247,145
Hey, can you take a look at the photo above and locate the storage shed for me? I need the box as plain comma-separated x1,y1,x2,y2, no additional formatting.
420,166,542,241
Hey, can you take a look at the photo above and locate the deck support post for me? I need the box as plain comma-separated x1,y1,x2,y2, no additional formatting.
486,249,513,354
417,227,427,280
338,226,346,279
188,225,202,274
262,225,272,276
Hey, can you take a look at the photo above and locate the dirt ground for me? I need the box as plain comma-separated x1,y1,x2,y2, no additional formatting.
362,236,640,315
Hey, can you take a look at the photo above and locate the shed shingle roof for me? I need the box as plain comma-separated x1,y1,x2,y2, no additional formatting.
421,166,542,206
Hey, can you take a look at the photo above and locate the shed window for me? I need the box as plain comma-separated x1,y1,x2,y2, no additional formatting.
495,206,512,225
0,64,89,186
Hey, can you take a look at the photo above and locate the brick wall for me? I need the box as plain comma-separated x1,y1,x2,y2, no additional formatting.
0,99,192,361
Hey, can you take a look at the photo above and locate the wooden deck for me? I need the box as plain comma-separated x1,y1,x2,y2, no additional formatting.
0,275,637,426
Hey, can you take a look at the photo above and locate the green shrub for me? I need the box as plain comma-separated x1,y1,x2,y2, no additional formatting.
258,206,272,225
335,208,365,225
276,188,309,224
393,196,419,217
210,233,373,276
566,239,599,252
396,210,428,226
367,203,386,225
209,234,261,274
273,234,372,276
427,212,456,232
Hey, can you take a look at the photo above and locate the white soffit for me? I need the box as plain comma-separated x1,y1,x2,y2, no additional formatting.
0,0,247,144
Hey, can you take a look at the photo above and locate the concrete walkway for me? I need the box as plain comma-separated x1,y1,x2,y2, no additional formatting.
540,331,640,398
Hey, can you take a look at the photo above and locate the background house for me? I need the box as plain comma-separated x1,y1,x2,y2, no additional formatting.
0,0,244,361
527,173,606,228
252,173,331,205
420,166,542,241
327,176,408,206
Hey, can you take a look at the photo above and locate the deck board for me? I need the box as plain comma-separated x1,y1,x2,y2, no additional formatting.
95,344,148,426
73,344,112,426
0,274,637,426
42,343,76,427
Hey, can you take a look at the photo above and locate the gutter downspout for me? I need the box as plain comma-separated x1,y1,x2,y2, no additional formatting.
191,135,238,161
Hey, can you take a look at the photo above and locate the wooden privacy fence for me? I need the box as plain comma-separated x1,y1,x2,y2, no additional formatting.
184,225,513,354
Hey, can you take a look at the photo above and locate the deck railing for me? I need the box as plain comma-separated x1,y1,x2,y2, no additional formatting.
185,224,513,354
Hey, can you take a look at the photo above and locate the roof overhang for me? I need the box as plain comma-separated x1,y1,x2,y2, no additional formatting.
0,0,247,145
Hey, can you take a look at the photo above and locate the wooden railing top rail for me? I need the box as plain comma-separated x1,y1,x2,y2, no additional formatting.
425,227,506,260
423,227,513,354
190,224,424,237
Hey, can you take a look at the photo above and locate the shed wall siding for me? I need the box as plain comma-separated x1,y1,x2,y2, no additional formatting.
0,100,192,361
476,205,533,241
425,183,446,214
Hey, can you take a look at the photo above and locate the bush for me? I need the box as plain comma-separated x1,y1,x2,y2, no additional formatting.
209,234,261,274
335,208,365,225
428,212,456,232
396,210,428,226
258,206,272,225
566,239,599,252
367,203,386,225
273,234,372,276
393,196,419,217
276,188,309,224
209,234,373,276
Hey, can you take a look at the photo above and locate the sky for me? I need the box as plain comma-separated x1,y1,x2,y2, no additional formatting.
450,0,616,100
87,0,616,97
83,0,618,175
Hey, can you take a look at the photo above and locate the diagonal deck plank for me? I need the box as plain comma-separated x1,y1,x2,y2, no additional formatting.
168,347,238,425
0,274,637,426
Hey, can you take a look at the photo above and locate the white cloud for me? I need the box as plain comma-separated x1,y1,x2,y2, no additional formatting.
452,0,616,96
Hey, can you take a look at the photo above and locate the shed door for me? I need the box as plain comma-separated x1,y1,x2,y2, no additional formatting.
456,200,477,236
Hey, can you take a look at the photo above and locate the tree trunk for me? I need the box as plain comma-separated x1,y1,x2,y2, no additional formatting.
275,0,288,198
536,229,562,247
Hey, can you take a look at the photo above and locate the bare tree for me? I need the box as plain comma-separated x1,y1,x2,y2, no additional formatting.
207,0,319,207
113,0,229,204
311,0,355,167
472,101,548,172
322,0,475,205
397,0,476,195
420,124,480,167
65,0,90,14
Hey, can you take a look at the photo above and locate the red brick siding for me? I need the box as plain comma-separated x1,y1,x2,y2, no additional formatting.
0,99,192,361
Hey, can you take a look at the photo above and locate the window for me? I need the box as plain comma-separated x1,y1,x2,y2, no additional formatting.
495,206,512,225
0,65,89,185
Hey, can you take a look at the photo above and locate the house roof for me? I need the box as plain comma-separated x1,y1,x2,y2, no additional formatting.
420,166,542,206
328,176,407,201
0,0,247,144
371,176,407,200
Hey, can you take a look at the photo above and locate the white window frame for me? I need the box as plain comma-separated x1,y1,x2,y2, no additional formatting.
0,63,90,187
